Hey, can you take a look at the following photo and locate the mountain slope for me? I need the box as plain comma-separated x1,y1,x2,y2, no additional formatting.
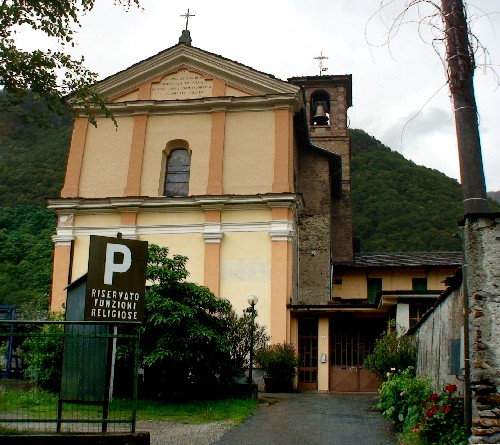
351,129,463,252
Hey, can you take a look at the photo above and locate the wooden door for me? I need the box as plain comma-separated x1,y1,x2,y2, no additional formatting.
329,316,385,392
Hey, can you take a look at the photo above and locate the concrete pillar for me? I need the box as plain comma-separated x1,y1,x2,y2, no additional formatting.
318,317,330,391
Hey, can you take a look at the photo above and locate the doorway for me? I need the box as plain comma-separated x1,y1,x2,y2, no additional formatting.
329,315,386,392
298,318,318,391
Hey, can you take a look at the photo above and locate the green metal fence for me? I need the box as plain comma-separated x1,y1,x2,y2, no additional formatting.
0,320,140,434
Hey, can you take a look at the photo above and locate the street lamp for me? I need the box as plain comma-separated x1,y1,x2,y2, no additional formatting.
247,295,258,384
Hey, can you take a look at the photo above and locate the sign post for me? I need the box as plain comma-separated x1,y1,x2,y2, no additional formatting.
59,235,148,432
85,235,148,323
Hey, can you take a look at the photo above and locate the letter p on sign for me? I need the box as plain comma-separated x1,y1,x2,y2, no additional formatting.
104,243,132,285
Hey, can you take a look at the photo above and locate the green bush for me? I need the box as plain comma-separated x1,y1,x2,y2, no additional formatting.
22,322,64,393
364,321,417,381
255,342,299,381
375,367,432,430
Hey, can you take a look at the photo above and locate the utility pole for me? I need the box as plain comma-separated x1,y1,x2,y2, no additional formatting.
442,0,489,214
442,1,488,438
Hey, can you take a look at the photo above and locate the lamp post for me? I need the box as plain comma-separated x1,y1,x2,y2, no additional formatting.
247,295,258,384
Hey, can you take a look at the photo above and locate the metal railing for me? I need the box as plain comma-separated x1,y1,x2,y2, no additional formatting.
0,320,140,434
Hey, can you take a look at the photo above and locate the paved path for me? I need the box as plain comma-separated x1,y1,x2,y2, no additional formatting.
213,392,396,445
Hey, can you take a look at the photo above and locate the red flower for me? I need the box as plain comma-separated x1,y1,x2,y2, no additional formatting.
422,401,428,407
445,384,457,393
426,407,436,417
413,424,421,433
442,406,452,414
429,393,439,401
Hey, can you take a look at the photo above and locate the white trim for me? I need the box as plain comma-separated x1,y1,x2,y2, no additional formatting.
52,220,296,243
269,220,296,242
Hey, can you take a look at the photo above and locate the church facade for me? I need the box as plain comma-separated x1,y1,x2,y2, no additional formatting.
48,35,459,392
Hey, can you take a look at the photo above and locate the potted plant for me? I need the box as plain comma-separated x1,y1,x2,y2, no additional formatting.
255,342,299,392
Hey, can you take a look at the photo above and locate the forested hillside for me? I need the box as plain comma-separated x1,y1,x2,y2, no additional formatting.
0,94,71,309
351,129,468,252
1,98,498,308
488,190,500,205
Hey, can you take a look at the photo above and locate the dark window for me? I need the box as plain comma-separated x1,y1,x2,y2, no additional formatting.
164,149,190,197
409,303,434,328
412,278,427,291
367,278,382,303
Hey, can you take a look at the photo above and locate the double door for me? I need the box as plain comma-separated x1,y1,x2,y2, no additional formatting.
329,316,386,392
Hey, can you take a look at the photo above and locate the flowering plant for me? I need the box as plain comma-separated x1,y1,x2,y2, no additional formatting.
413,384,467,445
375,367,432,430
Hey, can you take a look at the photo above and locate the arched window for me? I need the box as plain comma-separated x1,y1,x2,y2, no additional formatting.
163,148,191,197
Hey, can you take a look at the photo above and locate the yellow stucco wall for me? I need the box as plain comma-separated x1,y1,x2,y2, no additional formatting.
137,211,205,226
223,111,275,194
333,268,458,299
140,114,212,196
220,231,272,334
142,233,205,285
79,117,134,198
71,235,91,282
221,209,272,223
74,214,122,228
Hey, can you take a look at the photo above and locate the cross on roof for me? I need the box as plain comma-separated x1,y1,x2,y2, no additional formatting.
313,51,329,76
181,9,195,31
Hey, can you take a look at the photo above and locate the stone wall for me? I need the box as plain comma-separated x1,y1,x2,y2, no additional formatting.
296,148,332,304
414,283,465,393
465,214,500,444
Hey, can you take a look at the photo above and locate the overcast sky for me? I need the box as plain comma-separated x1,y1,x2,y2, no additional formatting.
18,0,500,191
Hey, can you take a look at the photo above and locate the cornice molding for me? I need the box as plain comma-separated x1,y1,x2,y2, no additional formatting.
75,93,300,118
48,194,300,214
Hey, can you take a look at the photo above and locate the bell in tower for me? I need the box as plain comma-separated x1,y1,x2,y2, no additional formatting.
313,101,329,126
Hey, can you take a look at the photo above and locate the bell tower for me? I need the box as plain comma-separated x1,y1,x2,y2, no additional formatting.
289,74,353,304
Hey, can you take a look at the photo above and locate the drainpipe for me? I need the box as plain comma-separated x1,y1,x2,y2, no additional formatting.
462,222,472,435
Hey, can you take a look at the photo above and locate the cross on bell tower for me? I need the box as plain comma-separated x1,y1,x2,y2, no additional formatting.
313,51,329,76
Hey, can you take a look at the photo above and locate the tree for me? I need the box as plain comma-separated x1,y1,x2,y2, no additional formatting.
0,206,56,307
0,0,140,126
141,244,237,399
227,308,269,376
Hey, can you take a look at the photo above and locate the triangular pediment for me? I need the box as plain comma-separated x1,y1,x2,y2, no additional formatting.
95,44,299,102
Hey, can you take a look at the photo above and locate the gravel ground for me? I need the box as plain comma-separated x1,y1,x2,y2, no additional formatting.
136,420,236,445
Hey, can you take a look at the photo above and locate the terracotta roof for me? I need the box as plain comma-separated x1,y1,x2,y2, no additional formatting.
343,252,463,268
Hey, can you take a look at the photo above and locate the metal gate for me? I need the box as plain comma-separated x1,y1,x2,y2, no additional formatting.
298,318,318,391
329,316,386,392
